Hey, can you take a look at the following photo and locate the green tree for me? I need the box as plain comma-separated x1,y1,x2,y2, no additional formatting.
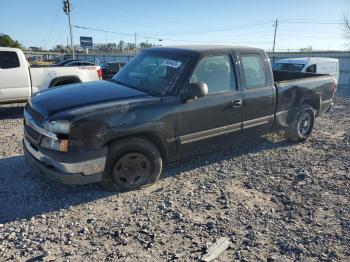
0,33,22,48
139,42,154,50
117,40,125,52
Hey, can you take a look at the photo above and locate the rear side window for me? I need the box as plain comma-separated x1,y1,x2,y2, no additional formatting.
273,63,304,72
241,54,267,89
0,51,20,69
190,55,235,93
306,64,316,73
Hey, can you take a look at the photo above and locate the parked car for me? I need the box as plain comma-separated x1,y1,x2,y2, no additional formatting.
27,56,42,63
64,61,97,67
101,62,126,80
23,45,336,191
54,59,81,66
273,57,339,83
0,47,103,104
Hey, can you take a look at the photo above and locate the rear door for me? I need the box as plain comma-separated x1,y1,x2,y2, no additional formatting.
237,52,275,135
0,50,31,102
177,54,243,155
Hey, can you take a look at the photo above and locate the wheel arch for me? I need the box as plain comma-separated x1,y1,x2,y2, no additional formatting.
301,95,320,116
49,75,82,87
105,132,169,164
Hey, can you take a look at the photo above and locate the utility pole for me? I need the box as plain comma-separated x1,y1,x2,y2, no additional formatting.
134,33,137,53
272,19,278,63
63,0,75,59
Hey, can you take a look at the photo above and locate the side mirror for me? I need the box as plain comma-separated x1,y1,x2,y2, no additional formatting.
183,82,208,102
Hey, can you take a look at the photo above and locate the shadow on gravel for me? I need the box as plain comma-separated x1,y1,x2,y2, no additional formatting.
0,135,291,224
0,106,24,120
0,155,114,224
163,135,293,179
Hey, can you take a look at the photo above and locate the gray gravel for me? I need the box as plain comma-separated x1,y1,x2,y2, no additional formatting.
0,98,349,261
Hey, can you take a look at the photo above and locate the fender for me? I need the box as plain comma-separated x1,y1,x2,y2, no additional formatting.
103,122,172,163
49,75,81,87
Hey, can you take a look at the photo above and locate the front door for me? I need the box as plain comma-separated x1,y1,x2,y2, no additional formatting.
177,54,243,155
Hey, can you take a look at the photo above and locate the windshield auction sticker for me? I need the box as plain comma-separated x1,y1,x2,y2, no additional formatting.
161,59,182,68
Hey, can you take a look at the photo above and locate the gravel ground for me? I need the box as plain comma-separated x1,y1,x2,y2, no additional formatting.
0,97,349,262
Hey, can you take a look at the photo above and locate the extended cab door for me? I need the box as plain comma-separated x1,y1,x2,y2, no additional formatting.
177,54,243,155
237,52,275,135
0,50,31,102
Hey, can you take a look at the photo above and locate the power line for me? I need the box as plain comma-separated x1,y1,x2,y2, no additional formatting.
46,1,62,49
158,21,274,35
73,25,272,45
279,20,342,25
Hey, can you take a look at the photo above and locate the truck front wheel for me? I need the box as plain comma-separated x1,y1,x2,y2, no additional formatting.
286,104,315,142
100,137,162,191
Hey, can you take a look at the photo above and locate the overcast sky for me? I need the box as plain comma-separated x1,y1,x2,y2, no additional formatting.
1,0,349,51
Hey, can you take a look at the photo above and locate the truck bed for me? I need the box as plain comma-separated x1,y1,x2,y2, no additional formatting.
273,70,335,127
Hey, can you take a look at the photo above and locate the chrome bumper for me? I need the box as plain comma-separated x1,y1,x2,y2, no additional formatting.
23,138,106,176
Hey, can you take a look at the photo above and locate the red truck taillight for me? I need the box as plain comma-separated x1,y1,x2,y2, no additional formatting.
332,78,337,96
97,68,102,80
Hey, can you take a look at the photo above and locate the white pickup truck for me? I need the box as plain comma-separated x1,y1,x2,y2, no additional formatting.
0,47,102,103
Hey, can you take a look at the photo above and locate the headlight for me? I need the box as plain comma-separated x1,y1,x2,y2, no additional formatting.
43,120,71,134
41,137,69,152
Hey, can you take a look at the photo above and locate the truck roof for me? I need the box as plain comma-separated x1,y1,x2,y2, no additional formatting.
0,47,22,52
148,45,263,55
277,57,338,64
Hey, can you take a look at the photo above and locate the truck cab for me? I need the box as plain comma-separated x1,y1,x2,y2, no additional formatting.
0,47,31,102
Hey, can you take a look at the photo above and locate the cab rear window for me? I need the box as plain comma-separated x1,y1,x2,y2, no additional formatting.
0,51,20,69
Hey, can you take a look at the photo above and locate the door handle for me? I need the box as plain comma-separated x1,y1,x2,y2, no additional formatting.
230,99,243,108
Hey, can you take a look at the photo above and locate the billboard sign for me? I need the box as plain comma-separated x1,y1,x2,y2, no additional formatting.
80,36,93,48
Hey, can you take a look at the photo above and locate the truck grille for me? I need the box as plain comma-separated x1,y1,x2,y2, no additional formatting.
24,125,42,145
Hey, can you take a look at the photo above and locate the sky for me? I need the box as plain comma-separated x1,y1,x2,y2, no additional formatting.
1,0,349,51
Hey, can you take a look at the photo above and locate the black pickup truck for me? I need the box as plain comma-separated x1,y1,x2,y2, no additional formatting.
23,45,336,191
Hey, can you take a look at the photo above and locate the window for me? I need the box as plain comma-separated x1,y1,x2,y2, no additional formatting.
241,54,267,89
190,55,234,93
113,52,190,96
0,51,20,69
306,64,316,73
273,63,305,72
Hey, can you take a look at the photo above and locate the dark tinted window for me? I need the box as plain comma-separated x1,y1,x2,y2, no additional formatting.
241,54,267,89
273,63,305,72
306,64,316,73
190,55,234,93
0,51,20,69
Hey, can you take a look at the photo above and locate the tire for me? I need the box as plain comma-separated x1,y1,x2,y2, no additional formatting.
100,137,162,192
286,104,315,142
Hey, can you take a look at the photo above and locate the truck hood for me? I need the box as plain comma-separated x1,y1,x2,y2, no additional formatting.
30,80,159,119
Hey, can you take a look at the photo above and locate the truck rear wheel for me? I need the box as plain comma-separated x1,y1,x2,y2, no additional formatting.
100,137,162,191
286,104,315,142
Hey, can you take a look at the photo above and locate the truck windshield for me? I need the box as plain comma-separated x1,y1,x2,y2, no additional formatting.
112,52,191,96
273,63,305,72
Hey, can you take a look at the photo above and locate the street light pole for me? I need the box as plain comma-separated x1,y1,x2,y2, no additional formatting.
272,19,278,63
63,0,75,59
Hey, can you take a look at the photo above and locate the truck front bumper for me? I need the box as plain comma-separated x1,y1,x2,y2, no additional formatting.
23,138,106,185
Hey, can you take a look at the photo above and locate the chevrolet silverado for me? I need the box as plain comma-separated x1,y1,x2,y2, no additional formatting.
23,45,336,191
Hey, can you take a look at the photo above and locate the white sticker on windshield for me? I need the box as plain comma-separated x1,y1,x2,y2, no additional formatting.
161,59,182,68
